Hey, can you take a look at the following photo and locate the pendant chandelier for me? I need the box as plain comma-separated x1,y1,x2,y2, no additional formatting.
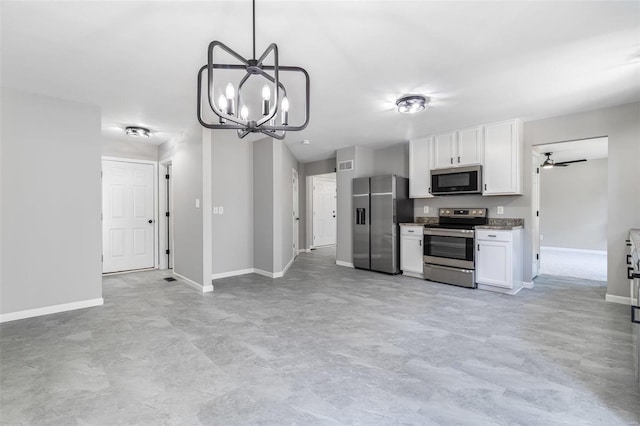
196,0,310,140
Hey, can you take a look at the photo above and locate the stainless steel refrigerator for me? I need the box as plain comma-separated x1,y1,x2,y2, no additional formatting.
353,175,413,274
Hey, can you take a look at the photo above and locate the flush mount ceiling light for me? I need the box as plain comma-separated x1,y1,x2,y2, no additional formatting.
125,126,150,138
196,0,310,140
396,95,429,114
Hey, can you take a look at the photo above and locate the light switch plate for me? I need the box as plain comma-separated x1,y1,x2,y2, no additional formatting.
497,206,504,215
423,206,429,214
195,199,200,208
219,206,224,215
213,206,218,214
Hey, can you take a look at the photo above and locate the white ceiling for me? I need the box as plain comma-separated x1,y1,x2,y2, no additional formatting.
2,1,639,163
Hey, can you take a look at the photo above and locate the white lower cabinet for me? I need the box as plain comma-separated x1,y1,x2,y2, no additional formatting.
400,225,424,278
476,229,523,294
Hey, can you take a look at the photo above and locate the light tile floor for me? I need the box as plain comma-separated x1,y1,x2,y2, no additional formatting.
1,247,638,425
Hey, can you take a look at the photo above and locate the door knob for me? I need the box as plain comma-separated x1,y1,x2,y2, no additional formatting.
148,219,153,224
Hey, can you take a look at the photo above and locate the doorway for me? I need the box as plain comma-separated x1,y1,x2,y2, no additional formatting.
532,137,608,282
311,173,337,248
102,158,157,273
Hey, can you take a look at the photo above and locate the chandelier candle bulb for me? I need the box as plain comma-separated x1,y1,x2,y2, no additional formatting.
225,83,235,115
281,97,289,125
218,95,227,123
240,105,249,121
262,85,271,116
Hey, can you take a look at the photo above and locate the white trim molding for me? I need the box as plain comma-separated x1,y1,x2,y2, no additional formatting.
541,246,607,256
523,281,535,289
254,268,280,278
299,249,311,254
282,255,295,276
336,261,354,268
174,271,213,293
0,298,104,323
605,293,630,305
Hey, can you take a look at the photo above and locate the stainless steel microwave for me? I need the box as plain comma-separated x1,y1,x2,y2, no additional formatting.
430,165,482,195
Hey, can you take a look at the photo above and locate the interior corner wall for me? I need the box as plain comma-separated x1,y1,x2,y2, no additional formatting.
0,88,102,315
253,138,275,273
524,101,640,298
172,124,204,285
210,131,253,275
101,137,159,162
540,158,608,251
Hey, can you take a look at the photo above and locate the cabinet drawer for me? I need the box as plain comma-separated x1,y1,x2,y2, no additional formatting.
401,226,424,236
476,230,512,242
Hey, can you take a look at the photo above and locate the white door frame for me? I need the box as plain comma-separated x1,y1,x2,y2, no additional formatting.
159,159,173,270
311,174,337,248
101,156,159,271
293,168,299,257
531,152,541,279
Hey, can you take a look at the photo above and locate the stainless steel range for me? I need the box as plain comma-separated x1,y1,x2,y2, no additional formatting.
423,208,488,288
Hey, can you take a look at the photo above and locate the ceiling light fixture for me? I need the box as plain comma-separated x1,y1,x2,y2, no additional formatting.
125,126,150,138
196,0,310,140
396,95,429,114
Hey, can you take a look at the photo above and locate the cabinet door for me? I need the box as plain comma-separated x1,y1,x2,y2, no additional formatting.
457,126,483,166
483,120,522,195
433,132,456,169
476,240,512,288
409,137,433,198
401,236,423,274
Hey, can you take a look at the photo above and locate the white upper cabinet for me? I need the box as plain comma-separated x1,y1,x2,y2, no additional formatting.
483,119,523,196
433,127,483,169
457,126,483,166
409,137,434,198
433,132,456,169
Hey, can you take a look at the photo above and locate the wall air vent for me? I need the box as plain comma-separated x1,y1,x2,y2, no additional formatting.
338,160,354,172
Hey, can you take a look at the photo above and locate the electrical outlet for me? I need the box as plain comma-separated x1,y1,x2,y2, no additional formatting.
423,206,429,214
213,206,219,214
540,234,544,241
195,199,200,209
497,206,504,215
219,206,224,215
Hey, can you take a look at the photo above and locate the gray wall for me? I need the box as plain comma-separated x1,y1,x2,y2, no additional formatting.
1,88,102,315
171,124,204,285
540,158,607,251
210,130,254,274
102,138,158,161
253,138,275,273
373,143,409,177
525,102,640,298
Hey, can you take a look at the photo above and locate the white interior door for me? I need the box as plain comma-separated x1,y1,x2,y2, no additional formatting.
102,160,155,273
293,169,299,257
313,175,337,247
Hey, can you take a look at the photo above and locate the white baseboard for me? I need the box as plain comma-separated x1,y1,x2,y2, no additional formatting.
211,268,254,280
299,249,311,253
0,298,104,323
541,246,607,256
605,293,630,305
253,268,278,278
336,261,354,268
282,256,295,276
523,281,535,289
173,271,213,293
402,271,424,279
478,284,524,296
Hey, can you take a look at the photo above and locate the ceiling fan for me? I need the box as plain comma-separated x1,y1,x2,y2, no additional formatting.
541,152,587,169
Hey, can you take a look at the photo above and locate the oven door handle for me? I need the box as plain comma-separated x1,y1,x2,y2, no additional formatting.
423,228,474,238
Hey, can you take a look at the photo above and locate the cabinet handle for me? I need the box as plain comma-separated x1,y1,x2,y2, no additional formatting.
450,157,453,165
484,184,487,191
458,156,461,163
488,234,497,238
419,240,422,246
408,229,414,233
428,187,431,194
477,244,480,251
